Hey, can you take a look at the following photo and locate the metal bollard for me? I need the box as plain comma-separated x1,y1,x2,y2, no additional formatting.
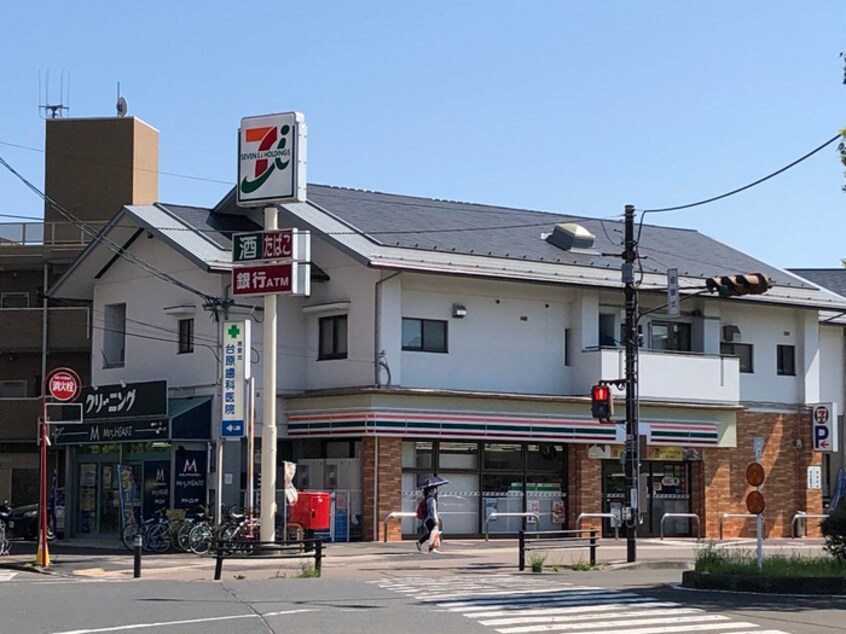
133,535,142,578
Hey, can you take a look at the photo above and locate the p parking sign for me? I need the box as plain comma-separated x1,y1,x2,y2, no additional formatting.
811,403,838,452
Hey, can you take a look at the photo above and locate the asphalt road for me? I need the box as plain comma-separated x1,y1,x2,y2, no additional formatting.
0,537,843,634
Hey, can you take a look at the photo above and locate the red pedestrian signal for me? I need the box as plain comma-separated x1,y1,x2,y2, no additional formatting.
590,384,614,421
706,273,773,298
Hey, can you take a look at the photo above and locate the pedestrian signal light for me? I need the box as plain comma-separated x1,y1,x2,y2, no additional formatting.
590,384,613,421
706,273,773,298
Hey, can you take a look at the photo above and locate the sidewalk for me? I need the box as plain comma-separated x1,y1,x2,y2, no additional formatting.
0,535,825,582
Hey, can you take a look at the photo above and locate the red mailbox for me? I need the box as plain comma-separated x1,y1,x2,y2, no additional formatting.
289,491,330,530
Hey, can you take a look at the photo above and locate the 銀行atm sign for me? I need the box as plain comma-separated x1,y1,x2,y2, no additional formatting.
811,403,839,452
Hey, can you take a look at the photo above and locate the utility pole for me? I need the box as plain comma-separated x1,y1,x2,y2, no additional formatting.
623,204,639,563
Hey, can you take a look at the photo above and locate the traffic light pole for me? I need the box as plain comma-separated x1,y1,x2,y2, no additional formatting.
623,204,639,563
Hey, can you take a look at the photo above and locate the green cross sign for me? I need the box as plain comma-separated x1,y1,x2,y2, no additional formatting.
227,324,241,339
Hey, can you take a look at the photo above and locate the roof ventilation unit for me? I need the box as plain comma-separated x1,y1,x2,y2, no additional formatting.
546,223,595,251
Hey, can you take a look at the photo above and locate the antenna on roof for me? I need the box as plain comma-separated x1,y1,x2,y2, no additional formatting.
116,82,127,117
38,69,70,119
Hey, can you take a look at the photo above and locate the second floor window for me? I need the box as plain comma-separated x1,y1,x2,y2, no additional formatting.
178,318,194,354
1,292,28,308
103,303,126,368
650,321,691,352
319,315,348,360
777,344,796,376
721,342,753,373
402,318,448,353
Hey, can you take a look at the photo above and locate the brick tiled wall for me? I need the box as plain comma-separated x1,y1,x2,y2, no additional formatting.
362,436,403,541
568,444,602,532
703,411,822,538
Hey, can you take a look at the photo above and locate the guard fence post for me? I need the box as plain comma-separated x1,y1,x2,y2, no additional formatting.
518,530,525,571
589,530,596,566
314,540,323,576
133,535,142,579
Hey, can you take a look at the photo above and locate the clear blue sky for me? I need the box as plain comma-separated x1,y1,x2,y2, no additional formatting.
1,1,843,268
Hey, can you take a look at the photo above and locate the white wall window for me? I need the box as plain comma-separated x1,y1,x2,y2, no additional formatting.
777,344,796,376
721,342,753,373
103,303,126,368
0,380,27,397
650,321,691,352
402,318,448,353
178,318,194,354
318,315,348,360
1,292,28,308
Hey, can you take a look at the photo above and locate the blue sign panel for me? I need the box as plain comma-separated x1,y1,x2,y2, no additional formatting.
221,419,244,437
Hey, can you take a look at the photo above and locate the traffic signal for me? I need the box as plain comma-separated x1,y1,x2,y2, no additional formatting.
705,273,772,298
590,384,614,421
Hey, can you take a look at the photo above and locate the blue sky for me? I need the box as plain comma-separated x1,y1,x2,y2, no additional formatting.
1,1,843,268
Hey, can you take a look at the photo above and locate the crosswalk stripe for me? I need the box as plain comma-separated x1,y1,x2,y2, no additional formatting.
495,613,730,633
566,624,762,634
0,571,18,581
438,592,647,611
373,576,791,634
471,601,680,619
480,607,702,627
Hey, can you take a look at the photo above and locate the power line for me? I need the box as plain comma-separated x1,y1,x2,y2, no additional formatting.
0,153,215,304
639,133,840,215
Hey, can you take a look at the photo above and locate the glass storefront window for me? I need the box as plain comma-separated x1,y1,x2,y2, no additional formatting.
439,442,478,469
483,443,521,470
401,441,433,469
526,443,565,471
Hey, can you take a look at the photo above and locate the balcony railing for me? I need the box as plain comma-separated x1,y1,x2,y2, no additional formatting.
579,347,740,404
0,221,108,247
0,306,90,352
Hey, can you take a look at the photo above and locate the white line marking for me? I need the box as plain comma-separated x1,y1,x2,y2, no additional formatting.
470,601,680,619
50,609,315,634
495,614,731,633
479,607,703,626
0,571,18,581
562,623,764,634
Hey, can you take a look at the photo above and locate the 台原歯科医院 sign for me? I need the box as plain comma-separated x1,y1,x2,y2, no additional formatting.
221,321,250,438
237,112,307,206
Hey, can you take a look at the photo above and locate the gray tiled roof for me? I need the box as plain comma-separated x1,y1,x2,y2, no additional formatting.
275,184,811,289
788,268,846,297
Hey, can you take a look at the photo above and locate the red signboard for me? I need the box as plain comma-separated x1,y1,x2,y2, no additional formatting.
232,262,294,296
47,368,81,402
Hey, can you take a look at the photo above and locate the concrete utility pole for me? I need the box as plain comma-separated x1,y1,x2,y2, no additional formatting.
623,204,639,563
260,205,278,541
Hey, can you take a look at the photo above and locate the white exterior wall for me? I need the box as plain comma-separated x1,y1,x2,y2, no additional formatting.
819,325,845,414
719,303,808,405
395,274,575,394
91,238,230,389
297,240,378,389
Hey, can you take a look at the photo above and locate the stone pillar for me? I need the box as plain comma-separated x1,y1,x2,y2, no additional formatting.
362,436,403,542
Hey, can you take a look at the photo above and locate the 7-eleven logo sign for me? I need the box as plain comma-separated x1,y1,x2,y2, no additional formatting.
237,112,306,206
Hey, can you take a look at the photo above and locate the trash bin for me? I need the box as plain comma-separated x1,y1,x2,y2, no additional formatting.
289,492,330,531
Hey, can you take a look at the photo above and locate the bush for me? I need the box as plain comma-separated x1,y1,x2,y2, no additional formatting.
821,507,846,561
529,553,546,573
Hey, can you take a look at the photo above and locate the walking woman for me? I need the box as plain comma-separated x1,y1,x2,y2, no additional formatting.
416,486,441,553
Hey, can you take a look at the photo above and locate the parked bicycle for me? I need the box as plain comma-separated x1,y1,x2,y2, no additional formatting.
121,509,171,553
188,506,255,555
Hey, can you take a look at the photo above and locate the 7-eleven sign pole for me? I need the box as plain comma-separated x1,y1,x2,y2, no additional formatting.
260,206,278,541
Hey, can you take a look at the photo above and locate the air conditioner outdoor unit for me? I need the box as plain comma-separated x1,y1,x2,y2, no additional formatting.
722,325,741,342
